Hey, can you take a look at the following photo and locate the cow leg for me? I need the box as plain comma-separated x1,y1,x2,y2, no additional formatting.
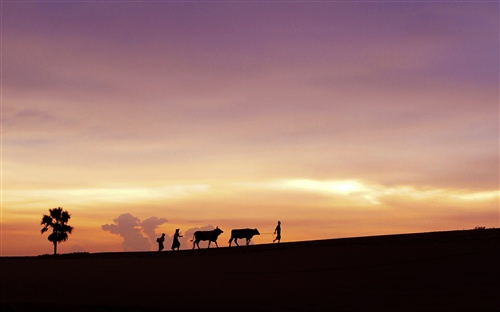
208,241,211,248
235,238,239,246
228,238,233,246
214,241,219,248
246,238,250,246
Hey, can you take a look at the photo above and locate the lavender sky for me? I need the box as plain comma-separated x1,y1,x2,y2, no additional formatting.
1,1,499,256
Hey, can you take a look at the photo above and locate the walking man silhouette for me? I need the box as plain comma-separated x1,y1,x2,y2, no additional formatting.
171,229,183,251
273,221,281,243
157,233,165,252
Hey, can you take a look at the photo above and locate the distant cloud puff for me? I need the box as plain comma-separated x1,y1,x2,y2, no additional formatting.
141,216,169,244
102,213,168,251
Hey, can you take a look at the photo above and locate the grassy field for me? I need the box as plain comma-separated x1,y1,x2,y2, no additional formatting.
1,229,499,311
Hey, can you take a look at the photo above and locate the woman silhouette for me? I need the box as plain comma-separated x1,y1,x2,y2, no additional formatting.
171,229,183,251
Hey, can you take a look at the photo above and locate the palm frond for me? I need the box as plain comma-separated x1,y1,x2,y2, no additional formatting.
49,207,63,220
61,211,71,223
41,215,53,225
48,231,69,243
59,233,69,242
47,232,57,242
61,224,74,234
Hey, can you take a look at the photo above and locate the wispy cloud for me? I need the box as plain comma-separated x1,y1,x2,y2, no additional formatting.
240,179,499,206
3,184,210,205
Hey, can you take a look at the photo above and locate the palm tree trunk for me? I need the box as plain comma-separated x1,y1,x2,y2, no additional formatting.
53,241,57,255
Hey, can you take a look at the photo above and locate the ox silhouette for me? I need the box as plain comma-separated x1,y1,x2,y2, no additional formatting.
228,228,260,246
191,227,223,249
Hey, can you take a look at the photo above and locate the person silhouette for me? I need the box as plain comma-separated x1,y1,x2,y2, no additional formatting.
171,229,183,251
273,221,281,243
157,233,165,252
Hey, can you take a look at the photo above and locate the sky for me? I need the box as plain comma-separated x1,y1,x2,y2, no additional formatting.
1,1,499,256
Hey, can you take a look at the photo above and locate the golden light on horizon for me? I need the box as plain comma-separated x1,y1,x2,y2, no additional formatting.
282,179,368,195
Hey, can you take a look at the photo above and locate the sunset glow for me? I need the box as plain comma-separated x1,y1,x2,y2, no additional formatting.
1,1,498,256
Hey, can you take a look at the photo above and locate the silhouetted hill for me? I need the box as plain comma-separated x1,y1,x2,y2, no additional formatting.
2,229,499,311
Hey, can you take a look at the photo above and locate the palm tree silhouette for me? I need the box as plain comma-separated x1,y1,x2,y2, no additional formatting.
41,207,74,255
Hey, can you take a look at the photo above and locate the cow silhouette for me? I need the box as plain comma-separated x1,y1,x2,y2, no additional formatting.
191,227,223,249
228,228,260,246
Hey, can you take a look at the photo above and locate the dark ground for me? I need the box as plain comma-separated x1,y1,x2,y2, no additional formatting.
1,229,499,311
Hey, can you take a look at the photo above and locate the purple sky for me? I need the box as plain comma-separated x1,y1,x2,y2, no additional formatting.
1,1,498,255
